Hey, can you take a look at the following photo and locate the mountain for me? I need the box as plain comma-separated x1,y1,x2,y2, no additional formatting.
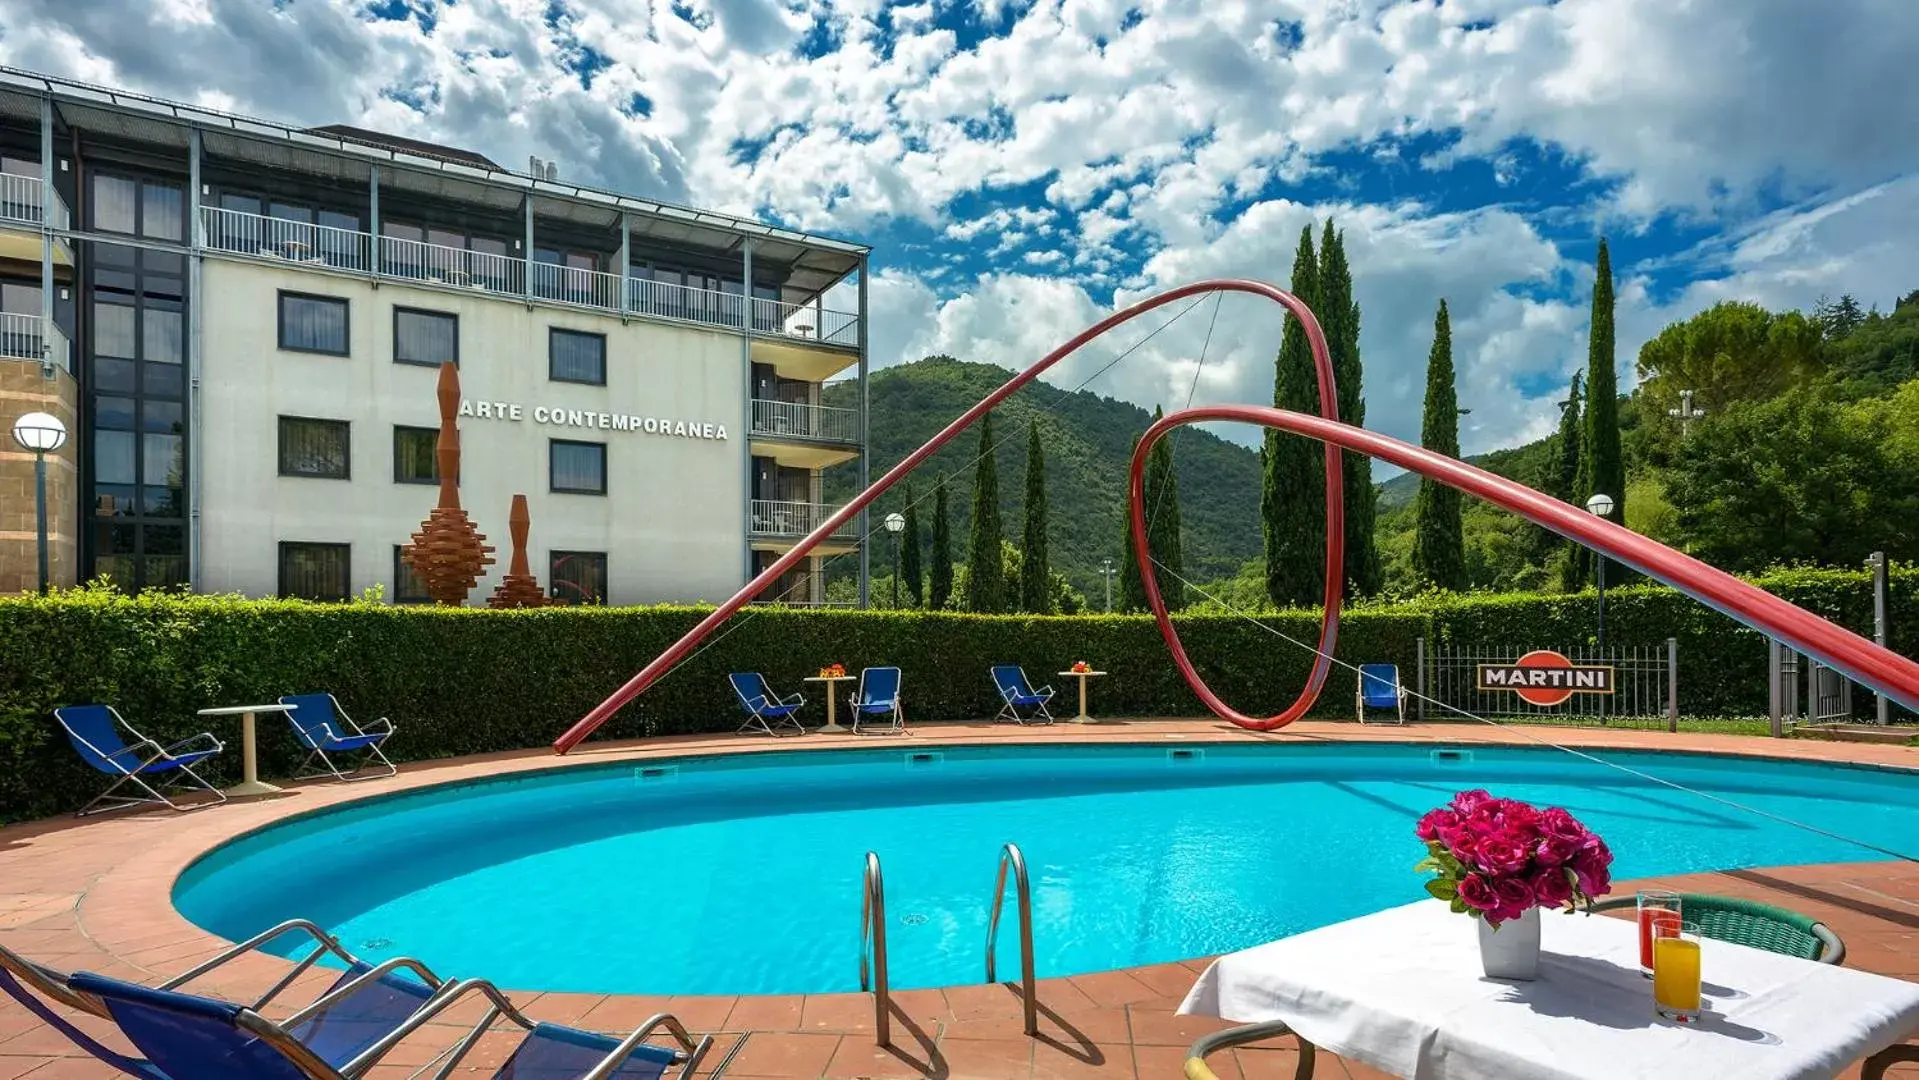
821,357,1263,602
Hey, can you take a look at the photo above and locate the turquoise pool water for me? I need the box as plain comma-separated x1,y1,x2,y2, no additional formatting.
173,743,1918,996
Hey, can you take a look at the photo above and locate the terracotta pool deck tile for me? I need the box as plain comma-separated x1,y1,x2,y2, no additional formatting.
6,1060,123,1080
1027,1041,1133,1079
578,993,678,1032
517,990,608,1026
724,993,807,1032
1121,1002,1234,1047
1063,969,1161,1010
1136,1041,1240,1079
666,994,742,1033
797,992,878,1034
722,1031,844,1077
1231,1044,1312,1080
939,981,1027,1022
822,1033,953,1079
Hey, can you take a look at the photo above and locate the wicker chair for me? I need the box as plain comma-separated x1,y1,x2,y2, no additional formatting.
1589,892,1845,964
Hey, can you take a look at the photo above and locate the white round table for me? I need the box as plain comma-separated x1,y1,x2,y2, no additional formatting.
802,675,857,732
1057,671,1109,724
196,703,296,796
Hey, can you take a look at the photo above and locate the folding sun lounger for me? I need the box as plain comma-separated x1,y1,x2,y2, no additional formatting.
728,672,808,736
1355,663,1407,724
53,704,226,816
990,665,1056,725
278,693,398,782
848,666,907,735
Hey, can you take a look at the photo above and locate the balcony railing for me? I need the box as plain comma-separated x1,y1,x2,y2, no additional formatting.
0,313,68,371
748,569,851,608
750,399,861,445
0,171,69,231
749,499,860,542
197,205,861,348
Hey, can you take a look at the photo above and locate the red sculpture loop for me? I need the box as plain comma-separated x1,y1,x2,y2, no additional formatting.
1133,405,1919,716
555,279,1339,753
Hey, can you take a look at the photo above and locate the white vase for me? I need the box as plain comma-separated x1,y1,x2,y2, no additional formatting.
1477,907,1541,980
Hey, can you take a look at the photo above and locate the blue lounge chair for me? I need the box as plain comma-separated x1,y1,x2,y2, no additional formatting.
0,921,446,1078
277,693,397,782
849,666,906,736
990,666,1055,725
1356,663,1406,724
54,704,226,816
728,672,807,736
67,969,710,1080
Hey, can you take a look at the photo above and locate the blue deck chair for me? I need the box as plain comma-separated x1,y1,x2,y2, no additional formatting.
848,666,906,736
277,693,397,782
0,952,163,1079
728,672,807,736
1356,663,1406,724
990,666,1055,725
1,923,446,1078
54,705,225,816
68,970,710,1080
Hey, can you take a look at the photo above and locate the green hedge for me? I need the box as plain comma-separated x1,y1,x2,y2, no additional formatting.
1,567,1911,822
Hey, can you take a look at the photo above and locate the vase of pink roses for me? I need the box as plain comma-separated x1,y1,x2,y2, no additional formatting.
1415,788,1614,980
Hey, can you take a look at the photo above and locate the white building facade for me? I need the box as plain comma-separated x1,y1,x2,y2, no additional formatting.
0,66,870,606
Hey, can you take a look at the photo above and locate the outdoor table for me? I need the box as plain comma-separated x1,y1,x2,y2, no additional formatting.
1180,898,1919,1080
803,675,856,732
1057,670,1108,723
195,703,297,797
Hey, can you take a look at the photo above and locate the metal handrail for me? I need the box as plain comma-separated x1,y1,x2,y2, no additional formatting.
859,850,892,1046
985,842,1038,1037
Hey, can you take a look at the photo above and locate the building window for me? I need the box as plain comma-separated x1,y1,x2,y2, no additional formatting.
279,542,350,602
550,440,607,495
392,425,444,484
393,546,431,604
278,416,351,479
395,307,458,367
279,292,349,355
550,551,607,605
549,329,606,385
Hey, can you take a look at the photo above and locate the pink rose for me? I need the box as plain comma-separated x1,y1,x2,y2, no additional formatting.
1416,808,1460,843
1536,834,1580,867
1487,876,1536,925
1571,841,1613,898
1457,872,1497,913
1531,866,1574,908
1451,789,1496,815
1539,807,1586,843
1448,828,1482,865
1474,831,1533,877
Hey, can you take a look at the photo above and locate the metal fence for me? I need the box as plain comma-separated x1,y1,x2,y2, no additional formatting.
1417,639,1679,731
1767,640,1856,735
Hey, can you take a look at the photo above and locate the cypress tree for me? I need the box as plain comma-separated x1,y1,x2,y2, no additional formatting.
1320,221,1381,597
1018,421,1052,613
929,474,953,610
1118,429,1148,613
1577,238,1625,583
899,480,923,608
1536,374,1582,568
963,412,1006,613
1261,224,1324,607
1412,300,1466,590
1147,412,1186,610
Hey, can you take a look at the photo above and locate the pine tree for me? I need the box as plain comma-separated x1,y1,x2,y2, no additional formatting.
1320,221,1381,597
1146,410,1186,610
928,474,953,610
1262,224,1325,607
1118,430,1148,613
1578,238,1625,583
1018,421,1052,613
963,412,1006,613
1412,300,1466,591
899,480,923,608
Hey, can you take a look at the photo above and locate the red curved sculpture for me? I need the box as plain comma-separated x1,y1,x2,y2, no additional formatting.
554,279,1343,753
1131,405,1919,715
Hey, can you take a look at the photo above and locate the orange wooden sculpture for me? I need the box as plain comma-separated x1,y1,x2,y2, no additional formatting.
401,362,495,605
488,493,551,608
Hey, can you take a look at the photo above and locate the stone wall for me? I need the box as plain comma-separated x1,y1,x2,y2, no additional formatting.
0,360,79,594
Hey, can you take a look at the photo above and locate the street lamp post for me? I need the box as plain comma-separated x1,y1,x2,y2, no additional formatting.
1667,389,1705,437
883,511,905,609
1584,492,1615,649
11,411,68,594
1100,557,1115,612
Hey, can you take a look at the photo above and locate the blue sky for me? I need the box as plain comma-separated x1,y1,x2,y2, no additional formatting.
5,0,1917,457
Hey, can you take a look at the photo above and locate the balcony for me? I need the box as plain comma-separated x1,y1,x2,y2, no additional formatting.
749,499,860,544
0,171,69,232
748,569,851,608
0,312,69,372
198,205,861,350
750,399,861,445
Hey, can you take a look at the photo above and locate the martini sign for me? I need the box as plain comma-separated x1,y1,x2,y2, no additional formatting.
1476,650,1615,707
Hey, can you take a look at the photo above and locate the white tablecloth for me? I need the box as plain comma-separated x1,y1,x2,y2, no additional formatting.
1179,899,1919,1080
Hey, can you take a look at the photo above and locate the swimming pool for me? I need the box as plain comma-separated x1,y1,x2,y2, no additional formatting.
173,742,1918,996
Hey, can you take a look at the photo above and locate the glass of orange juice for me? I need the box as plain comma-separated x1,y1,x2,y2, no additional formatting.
1652,920,1703,1023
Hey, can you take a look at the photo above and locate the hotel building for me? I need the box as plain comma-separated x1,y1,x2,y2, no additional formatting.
0,66,871,606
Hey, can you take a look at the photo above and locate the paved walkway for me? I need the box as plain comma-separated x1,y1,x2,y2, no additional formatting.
1,720,1915,1079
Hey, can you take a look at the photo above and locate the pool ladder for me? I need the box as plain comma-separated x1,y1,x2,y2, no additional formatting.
858,851,892,1046
984,842,1038,1037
